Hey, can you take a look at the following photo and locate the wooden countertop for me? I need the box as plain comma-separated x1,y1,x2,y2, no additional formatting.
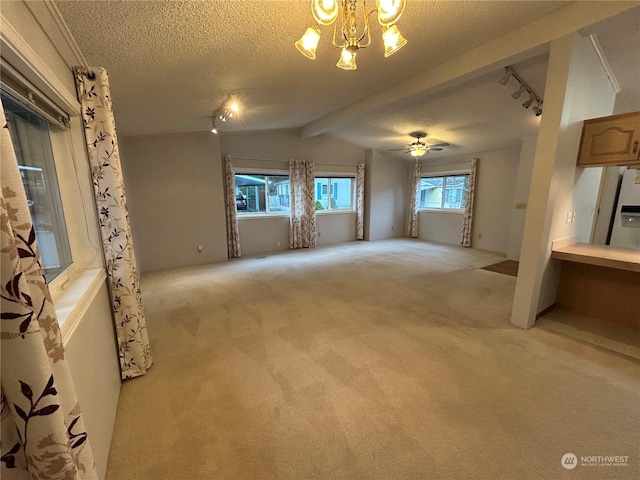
551,242,640,273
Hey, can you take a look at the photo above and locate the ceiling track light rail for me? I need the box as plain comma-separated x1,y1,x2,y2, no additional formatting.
499,66,544,116
211,92,239,134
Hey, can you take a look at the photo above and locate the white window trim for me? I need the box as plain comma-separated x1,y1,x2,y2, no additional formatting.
56,268,106,346
237,212,290,219
2,24,105,342
316,209,356,215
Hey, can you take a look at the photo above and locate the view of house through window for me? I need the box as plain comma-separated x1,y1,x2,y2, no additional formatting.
419,174,470,210
315,177,353,211
235,174,290,214
2,93,73,282
234,173,355,214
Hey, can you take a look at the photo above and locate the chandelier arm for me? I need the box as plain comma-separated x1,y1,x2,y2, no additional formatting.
332,11,347,48
356,3,372,48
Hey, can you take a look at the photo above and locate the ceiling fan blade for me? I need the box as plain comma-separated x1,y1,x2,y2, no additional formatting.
429,147,444,151
427,142,450,148
386,148,407,152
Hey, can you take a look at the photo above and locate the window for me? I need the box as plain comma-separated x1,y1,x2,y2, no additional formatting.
419,174,470,210
315,177,353,211
2,92,72,282
235,173,290,214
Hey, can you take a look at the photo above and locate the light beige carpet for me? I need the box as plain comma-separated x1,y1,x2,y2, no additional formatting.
107,239,639,480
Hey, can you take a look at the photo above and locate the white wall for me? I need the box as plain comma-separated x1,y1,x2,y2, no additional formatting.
511,33,617,328
367,150,407,241
507,137,537,260
416,148,519,253
121,132,228,271
220,129,365,256
2,3,121,478
64,284,120,480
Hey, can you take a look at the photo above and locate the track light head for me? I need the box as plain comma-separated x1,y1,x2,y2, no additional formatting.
533,102,543,116
498,68,511,85
511,85,526,99
522,93,536,109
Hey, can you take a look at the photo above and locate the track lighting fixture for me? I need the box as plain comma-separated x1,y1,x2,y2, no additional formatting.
498,66,543,117
210,92,239,134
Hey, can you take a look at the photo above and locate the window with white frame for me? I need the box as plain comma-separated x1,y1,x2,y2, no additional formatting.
419,174,470,210
2,91,72,282
235,173,290,214
315,177,354,211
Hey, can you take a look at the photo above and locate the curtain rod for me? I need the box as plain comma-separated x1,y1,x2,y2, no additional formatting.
419,159,477,167
229,155,358,168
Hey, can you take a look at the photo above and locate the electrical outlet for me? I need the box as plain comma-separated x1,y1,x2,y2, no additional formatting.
478,233,483,239
566,212,572,223
197,244,203,252
276,241,280,247
317,232,321,237
571,212,576,222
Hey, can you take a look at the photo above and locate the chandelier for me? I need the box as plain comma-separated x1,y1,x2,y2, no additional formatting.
295,0,407,70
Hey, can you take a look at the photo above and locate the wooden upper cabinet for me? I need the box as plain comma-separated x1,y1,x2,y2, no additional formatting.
577,111,640,167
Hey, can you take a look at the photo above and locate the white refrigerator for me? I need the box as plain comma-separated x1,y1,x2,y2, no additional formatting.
610,168,640,249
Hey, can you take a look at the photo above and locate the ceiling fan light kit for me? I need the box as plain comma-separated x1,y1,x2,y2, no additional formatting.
499,66,543,117
387,131,450,158
296,0,408,71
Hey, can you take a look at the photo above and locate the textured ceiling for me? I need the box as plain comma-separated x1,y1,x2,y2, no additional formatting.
53,1,638,159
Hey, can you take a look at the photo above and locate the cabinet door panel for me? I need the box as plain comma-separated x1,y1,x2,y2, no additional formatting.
578,113,640,167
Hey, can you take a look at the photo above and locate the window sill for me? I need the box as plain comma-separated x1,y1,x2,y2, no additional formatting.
53,267,106,345
316,210,356,215
237,213,290,219
418,209,465,215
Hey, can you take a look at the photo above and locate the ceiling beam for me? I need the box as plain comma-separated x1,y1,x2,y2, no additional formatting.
300,1,639,138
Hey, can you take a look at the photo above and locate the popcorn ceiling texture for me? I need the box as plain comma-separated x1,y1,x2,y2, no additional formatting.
55,0,571,137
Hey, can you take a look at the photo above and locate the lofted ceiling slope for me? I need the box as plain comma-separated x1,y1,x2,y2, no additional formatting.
52,1,639,160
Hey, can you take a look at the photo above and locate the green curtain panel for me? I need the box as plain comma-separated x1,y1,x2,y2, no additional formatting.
1,100,98,479
74,67,152,379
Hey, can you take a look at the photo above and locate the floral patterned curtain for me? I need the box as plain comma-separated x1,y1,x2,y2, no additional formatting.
1,101,98,479
407,162,421,238
356,163,365,240
289,159,316,249
74,67,152,379
224,154,241,258
461,157,478,247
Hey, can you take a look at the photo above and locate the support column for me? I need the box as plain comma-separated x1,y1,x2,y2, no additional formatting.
511,33,617,328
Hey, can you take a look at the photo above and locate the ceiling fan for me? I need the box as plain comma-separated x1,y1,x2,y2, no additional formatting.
387,132,450,157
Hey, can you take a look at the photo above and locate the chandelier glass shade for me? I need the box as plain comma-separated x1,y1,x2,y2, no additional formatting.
296,0,407,70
